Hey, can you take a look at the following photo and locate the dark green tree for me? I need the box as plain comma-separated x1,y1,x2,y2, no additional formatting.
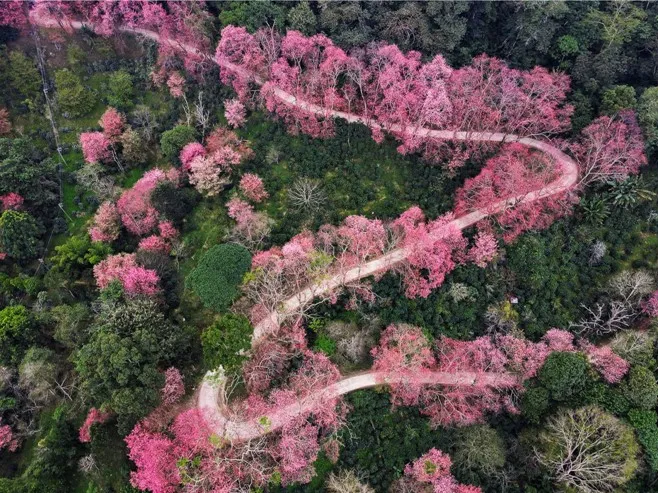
538,352,589,402
74,298,190,432
54,69,95,117
201,313,252,372
187,244,251,312
159,125,196,166
0,210,41,260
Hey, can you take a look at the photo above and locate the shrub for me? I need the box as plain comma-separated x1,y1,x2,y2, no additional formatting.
0,210,41,260
628,409,658,471
623,366,658,410
201,314,252,371
187,244,251,312
0,305,33,366
55,69,95,117
160,125,196,166
538,351,590,402
521,385,550,424
107,70,134,110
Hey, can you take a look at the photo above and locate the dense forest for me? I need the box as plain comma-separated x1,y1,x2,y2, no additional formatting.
1,1,658,492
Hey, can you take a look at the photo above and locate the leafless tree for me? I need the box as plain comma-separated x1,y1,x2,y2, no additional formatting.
535,406,639,493
131,105,158,142
571,301,635,337
194,91,211,137
588,240,607,266
607,270,654,306
288,177,327,213
326,469,375,493
265,145,281,165
226,212,272,252
75,163,118,202
610,330,656,367
78,454,98,474
572,270,655,337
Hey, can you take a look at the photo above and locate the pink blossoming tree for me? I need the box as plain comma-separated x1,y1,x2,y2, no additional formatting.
80,131,112,164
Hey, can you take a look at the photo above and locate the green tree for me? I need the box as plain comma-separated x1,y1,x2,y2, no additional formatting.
159,125,196,166
188,244,251,312
150,181,199,226
287,1,316,35
55,68,95,117
0,305,33,366
452,425,506,481
75,299,190,432
201,314,252,372
521,385,550,424
7,51,41,101
638,86,658,150
538,352,589,402
50,303,90,349
601,85,636,115
50,234,110,271
219,1,287,31
622,366,658,410
0,210,41,261
107,70,134,110
627,409,658,471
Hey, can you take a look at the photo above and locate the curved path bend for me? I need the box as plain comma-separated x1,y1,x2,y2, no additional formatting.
31,14,579,442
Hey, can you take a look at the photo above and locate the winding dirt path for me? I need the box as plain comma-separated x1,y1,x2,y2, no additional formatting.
31,14,579,442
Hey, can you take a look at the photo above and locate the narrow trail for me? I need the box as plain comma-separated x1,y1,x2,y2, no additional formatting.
31,14,580,442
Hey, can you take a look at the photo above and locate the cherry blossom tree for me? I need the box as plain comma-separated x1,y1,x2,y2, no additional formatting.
400,448,481,493
116,169,174,235
79,407,110,443
161,367,184,405
0,192,23,211
99,107,125,141
80,132,112,164
225,98,247,128
239,173,268,203
93,253,160,296
468,231,498,268
454,143,571,243
89,201,120,243
392,207,466,298
0,108,11,135
179,142,206,171
0,0,27,29
226,197,271,251
138,235,171,254
572,110,647,187
0,421,17,452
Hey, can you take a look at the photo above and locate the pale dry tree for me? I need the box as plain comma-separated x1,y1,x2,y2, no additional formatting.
131,105,158,142
534,406,639,493
75,163,118,202
588,240,607,266
288,177,327,213
194,91,211,137
610,330,656,367
449,282,475,303
326,469,375,493
571,270,655,336
570,301,636,337
606,269,655,306
78,454,97,474
265,145,281,165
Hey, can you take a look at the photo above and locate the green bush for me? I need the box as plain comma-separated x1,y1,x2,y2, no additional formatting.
521,386,550,424
538,352,589,402
0,210,41,261
623,366,658,410
0,305,33,366
107,70,134,110
201,314,252,371
314,333,336,356
160,125,196,165
187,244,251,312
55,68,95,117
628,409,658,471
